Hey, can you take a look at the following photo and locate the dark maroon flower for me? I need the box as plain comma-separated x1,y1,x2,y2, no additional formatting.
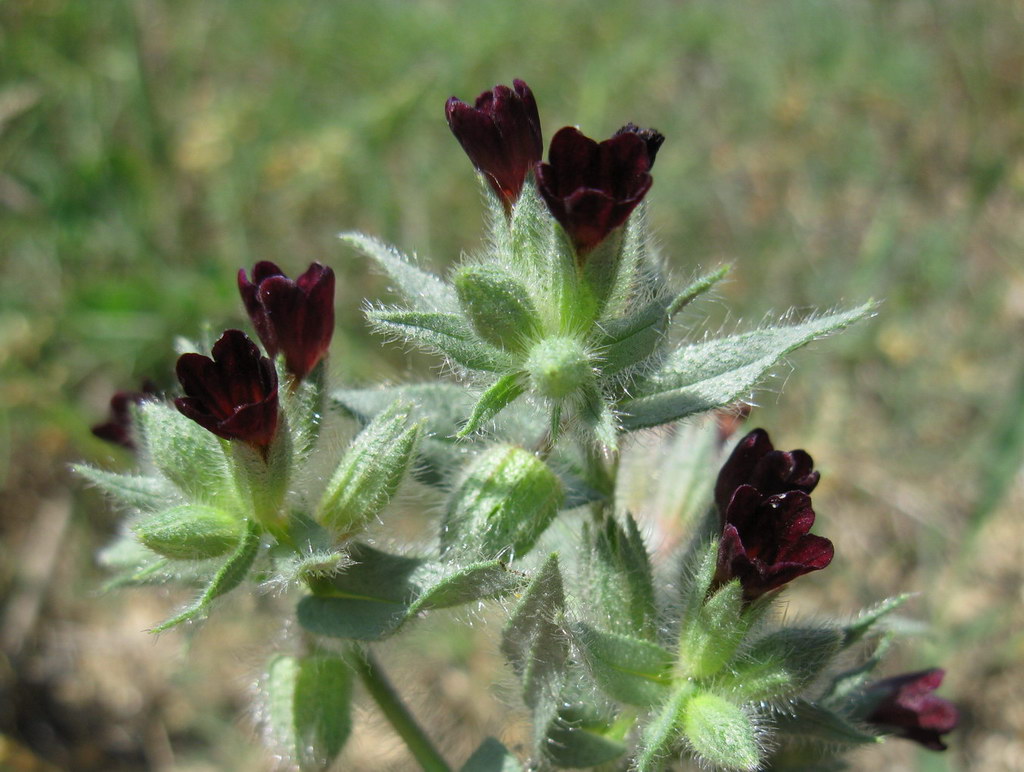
175,330,279,450
714,428,820,518
864,669,959,750
614,123,665,167
238,261,335,381
91,380,159,450
714,487,833,601
445,79,543,211
536,126,657,256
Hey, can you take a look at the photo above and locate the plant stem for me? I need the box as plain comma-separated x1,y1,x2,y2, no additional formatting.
348,646,450,772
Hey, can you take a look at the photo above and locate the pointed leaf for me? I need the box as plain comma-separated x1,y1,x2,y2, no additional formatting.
368,308,513,372
459,372,528,437
547,720,627,768
682,692,761,771
151,520,261,632
771,699,881,746
73,464,171,511
409,560,525,614
585,514,657,639
736,627,843,698
620,303,876,430
455,264,543,352
574,623,672,706
635,685,692,772
134,504,241,560
842,594,911,647
341,232,456,312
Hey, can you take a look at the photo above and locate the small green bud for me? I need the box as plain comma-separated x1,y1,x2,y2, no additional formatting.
444,444,563,559
134,504,241,560
525,336,591,399
454,264,541,352
682,692,760,771
316,401,420,540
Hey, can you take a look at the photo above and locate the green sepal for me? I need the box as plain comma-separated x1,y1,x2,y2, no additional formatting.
729,626,843,700
297,543,523,641
283,363,327,461
229,419,292,536
73,465,171,511
585,514,658,639
573,622,672,706
595,266,728,376
267,653,354,771
443,444,563,560
619,303,876,430
367,307,513,372
770,699,881,746
97,532,172,589
460,737,523,772
340,232,457,313
841,593,911,647
676,539,719,637
151,520,261,632
590,201,653,321
682,692,761,771
635,684,693,772
546,703,627,768
316,400,420,540
500,554,568,750
458,372,528,437
455,264,542,352
577,381,618,452
137,401,236,507
134,504,241,560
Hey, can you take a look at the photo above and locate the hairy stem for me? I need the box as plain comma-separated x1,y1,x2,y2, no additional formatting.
348,646,450,772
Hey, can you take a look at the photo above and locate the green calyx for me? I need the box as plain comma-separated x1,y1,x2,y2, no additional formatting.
454,264,542,353
134,504,241,560
525,336,592,399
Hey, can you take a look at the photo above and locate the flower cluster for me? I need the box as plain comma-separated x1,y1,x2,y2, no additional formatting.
713,428,833,600
447,79,662,256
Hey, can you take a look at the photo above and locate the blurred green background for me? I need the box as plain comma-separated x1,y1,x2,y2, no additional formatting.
1,0,1022,769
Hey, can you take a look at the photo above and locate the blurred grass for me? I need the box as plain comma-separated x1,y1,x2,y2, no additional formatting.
1,0,1022,769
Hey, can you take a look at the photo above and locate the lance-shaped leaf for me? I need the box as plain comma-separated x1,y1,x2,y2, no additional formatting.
636,685,693,772
443,444,563,560
455,264,542,352
459,372,528,437
728,626,843,701
573,622,672,706
594,266,728,376
267,654,354,772
316,400,420,540
619,303,876,430
770,699,881,746
134,504,241,560
341,232,457,313
368,307,514,372
585,514,658,639
461,737,523,772
546,702,627,768
151,520,261,632
297,543,522,641
500,554,568,750
73,464,172,511
842,593,911,647
137,400,236,506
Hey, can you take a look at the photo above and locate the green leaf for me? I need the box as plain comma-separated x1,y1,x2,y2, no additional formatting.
151,520,261,632
842,594,911,647
578,382,618,452
635,685,692,772
585,514,657,639
547,718,627,768
594,266,728,376
368,308,513,372
137,401,236,506
574,623,672,706
459,372,528,437
267,653,354,771
134,504,241,560
316,400,420,539
679,580,746,679
461,737,523,772
735,627,843,699
73,465,171,511
770,699,881,746
408,560,525,614
341,231,457,313
455,264,543,352
500,554,568,750
682,692,761,771
619,303,876,430
443,444,563,560
592,201,653,321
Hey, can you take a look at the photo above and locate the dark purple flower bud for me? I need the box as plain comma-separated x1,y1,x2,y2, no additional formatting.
864,669,959,751
175,329,279,450
237,261,335,381
714,428,820,518
613,123,665,167
535,126,656,256
445,79,543,211
91,380,159,450
714,487,833,601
